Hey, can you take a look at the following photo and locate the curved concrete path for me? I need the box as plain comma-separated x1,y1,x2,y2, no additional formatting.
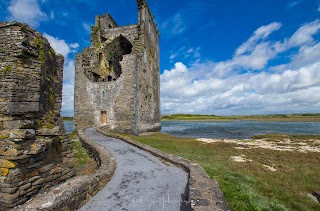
80,128,189,211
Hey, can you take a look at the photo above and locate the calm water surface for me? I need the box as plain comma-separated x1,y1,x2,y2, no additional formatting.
64,121,74,134
161,120,320,139
64,120,320,139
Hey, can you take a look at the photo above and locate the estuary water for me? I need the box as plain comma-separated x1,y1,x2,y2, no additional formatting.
64,120,320,139
64,121,74,134
161,120,320,139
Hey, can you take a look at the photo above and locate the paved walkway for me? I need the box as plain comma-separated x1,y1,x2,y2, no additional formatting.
80,128,189,211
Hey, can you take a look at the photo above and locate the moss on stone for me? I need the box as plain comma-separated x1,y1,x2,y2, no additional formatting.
32,38,44,48
36,120,43,128
45,123,54,129
2,65,12,77
38,50,45,64
32,38,46,64
48,87,56,106
91,25,101,47
49,47,56,56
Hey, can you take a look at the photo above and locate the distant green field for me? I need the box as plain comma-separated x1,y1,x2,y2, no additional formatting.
62,116,74,121
162,113,320,122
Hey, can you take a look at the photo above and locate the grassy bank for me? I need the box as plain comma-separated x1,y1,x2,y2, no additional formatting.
70,133,96,175
127,133,320,210
162,113,320,122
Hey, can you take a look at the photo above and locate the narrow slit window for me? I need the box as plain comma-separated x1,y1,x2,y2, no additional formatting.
143,69,146,79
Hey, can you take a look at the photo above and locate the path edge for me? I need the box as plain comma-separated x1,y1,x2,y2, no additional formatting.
14,127,116,211
96,128,230,211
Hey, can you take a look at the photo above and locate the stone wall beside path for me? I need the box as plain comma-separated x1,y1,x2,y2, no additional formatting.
96,128,230,211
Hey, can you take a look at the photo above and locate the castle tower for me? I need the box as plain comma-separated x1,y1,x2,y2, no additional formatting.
74,0,161,134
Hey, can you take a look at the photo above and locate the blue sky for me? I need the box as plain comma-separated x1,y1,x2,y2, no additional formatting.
1,0,320,116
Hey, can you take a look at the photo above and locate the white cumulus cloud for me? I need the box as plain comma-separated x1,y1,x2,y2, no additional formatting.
7,0,47,27
162,20,320,115
235,22,282,56
43,33,78,116
43,33,79,58
288,19,320,47
61,82,74,116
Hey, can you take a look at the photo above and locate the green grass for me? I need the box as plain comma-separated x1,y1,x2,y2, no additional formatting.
128,133,320,210
2,65,12,77
73,139,90,166
162,113,320,122
68,132,77,139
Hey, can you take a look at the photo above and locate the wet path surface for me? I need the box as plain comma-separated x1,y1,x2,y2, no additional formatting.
80,128,189,211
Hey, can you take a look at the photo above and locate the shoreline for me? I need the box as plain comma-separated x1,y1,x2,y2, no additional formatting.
161,117,320,122
196,137,320,153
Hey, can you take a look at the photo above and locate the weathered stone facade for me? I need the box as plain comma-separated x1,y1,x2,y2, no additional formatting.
0,22,74,209
74,0,161,134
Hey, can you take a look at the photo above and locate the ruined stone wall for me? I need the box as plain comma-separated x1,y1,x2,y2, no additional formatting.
0,22,74,209
75,0,160,134
135,0,161,133
74,24,139,133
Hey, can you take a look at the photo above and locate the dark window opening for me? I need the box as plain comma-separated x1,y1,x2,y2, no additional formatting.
100,36,107,42
103,91,105,97
107,76,112,81
99,53,103,64
143,69,147,79
109,24,112,28
92,72,101,82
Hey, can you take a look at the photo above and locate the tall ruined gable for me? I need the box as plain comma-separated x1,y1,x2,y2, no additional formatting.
74,0,160,134
0,22,74,209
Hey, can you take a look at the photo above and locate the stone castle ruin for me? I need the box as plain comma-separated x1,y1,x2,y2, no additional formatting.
0,22,74,209
74,0,161,134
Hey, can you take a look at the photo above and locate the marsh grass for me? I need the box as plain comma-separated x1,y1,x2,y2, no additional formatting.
128,133,320,210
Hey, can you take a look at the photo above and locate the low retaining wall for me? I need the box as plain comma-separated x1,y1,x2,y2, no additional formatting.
96,128,230,211
14,128,116,210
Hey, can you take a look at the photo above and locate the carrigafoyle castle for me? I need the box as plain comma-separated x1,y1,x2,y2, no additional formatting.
74,0,161,135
